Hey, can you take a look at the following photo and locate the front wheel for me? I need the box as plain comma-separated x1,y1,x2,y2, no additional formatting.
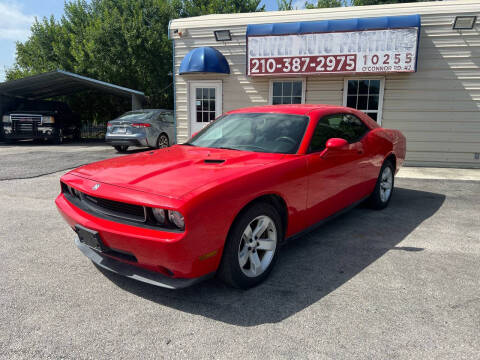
114,145,129,153
218,203,282,289
72,128,81,141
367,160,394,210
53,129,64,145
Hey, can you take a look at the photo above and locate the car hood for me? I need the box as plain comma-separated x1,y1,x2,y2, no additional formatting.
7,110,56,115
70,145,284,199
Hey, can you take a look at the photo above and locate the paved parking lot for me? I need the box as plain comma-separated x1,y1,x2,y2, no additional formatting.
0,142,479,359
0,141,144,180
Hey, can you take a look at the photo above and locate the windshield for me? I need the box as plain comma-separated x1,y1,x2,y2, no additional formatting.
187,113,309,154
117,111,156,121
16,101,70,112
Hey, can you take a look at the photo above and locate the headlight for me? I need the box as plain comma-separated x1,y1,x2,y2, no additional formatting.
43,116,55,124
2,115,10,123
152,208,166,224
168,210,185,230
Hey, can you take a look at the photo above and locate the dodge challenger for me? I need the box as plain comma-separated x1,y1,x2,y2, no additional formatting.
55,105,406,289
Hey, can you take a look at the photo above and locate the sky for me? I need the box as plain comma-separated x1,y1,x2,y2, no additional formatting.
0,0,305,81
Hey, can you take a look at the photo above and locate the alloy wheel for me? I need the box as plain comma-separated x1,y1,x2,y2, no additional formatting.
379,166,393,202
157,135,169,149
238,215,277,278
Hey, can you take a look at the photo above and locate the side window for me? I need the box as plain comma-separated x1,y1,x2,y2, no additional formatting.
308,113,369,153
339,114,369,143
309,114,344,153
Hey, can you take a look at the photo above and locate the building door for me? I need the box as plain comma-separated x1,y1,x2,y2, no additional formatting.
189,81,222,136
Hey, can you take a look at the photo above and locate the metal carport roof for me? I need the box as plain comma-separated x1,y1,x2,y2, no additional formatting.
0,70,145,107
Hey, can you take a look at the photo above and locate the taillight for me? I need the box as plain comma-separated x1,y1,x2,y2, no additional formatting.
131,123,151,128
107,122,112,128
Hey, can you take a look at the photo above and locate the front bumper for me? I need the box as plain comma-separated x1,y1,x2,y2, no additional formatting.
75,237,213,289
3,124,58,140
55,185,223,285
3,132,57,140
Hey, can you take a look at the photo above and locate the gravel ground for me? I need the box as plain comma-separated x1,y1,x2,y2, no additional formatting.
0,143,479,359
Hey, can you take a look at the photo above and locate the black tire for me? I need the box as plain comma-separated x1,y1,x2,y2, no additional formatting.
53,130,64,145
73,128,81,141
367,160,395,210
114,145,129,153
156,134,169,149
217,202,282,289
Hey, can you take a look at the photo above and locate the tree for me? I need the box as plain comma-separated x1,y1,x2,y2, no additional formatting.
306,0,345,8
6,0,264,125
180,0,264,16
352,0,423,5
277,0,294,11
279,0,423,10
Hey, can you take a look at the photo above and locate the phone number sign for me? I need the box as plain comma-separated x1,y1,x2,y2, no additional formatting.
247,28,419,76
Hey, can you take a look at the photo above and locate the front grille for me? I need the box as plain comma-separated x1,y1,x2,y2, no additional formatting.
16,122,33,133
84,194,146,220
60,182,183,232
11,114,42,136
10,114,43,122
62,184,146,223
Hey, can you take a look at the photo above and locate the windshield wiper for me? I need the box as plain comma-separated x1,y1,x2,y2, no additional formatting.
182,143,196,146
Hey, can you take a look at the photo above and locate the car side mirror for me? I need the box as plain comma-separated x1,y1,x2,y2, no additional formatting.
326,138,348,149
191,131,199,138
319,138,348,158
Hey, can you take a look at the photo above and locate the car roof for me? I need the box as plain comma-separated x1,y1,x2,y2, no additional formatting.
227,104,350,116
124,109,172,113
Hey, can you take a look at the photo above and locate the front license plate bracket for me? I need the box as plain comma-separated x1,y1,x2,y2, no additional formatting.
75,225,105,252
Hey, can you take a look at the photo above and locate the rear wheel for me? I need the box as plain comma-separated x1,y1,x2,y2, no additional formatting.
156,134,169,149
218,203,282,289
367,160,394,210
114,145,129,153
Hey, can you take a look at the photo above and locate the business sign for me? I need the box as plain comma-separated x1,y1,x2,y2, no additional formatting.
247,28,419,76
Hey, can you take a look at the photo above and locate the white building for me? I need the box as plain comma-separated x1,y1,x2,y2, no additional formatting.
169,0,480,168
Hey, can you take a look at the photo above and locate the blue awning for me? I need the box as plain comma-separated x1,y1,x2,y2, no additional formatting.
246,14,421,36
179,47,230,75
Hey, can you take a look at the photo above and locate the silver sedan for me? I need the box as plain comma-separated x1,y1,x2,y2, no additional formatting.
105,109,175,152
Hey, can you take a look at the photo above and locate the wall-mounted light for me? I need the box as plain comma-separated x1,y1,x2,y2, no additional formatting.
173,28,186,37
214,30,232,41
452,16,476,30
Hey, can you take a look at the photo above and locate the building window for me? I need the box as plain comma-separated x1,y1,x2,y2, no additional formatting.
270,79,305,105
343,79,384,124
196,87,216,122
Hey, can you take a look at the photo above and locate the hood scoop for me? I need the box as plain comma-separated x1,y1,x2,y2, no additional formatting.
204,159,225,164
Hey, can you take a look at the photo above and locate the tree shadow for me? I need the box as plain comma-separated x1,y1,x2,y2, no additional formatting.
97,186,445,326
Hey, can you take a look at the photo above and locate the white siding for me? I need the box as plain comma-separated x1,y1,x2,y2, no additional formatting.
172,1,480,167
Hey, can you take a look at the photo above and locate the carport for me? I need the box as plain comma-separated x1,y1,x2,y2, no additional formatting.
0,70,145,116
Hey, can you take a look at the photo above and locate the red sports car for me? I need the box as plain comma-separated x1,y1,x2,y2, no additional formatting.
56,105,406,289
